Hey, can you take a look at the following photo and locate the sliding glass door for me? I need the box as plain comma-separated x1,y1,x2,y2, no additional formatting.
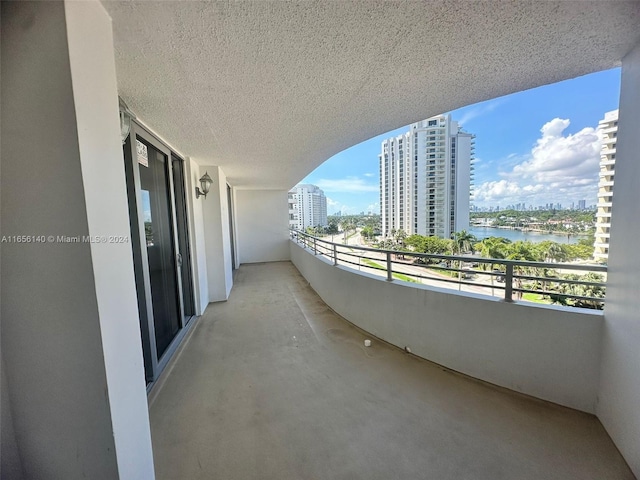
123,122,195,384
138,138,181,357
172,154,196,322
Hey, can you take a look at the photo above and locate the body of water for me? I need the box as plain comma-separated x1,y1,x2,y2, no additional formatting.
469,226,581,244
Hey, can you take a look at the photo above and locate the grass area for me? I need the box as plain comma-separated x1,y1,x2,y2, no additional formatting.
520,292,552,304
361,258,419,283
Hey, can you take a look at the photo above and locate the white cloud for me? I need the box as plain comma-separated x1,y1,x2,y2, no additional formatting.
325,197,355,215
508,118,600,185
366,202,379,213
316,176,378,193
363,172,375,177
474,118,600,207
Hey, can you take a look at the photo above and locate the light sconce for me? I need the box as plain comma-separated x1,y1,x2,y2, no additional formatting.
119,97,136,145
196,172,213,199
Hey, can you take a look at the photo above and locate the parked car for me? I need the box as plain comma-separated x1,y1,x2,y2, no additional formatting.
462,267,474,279
493,269,505,283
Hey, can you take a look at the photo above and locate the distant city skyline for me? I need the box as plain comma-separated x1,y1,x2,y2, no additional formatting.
301,68,621,215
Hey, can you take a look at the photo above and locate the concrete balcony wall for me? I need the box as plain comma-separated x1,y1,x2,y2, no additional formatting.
201,166,234,302
291,241,603,414
236,190,290,264
597,40,640,478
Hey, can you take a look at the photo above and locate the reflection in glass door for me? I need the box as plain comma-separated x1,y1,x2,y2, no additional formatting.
137,140,181,357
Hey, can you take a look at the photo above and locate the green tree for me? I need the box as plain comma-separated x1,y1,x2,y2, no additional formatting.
394,229,407,246
326,221,339,235
476,237,510,296
361,226,374,241
504,241,542,299
452,230,476,254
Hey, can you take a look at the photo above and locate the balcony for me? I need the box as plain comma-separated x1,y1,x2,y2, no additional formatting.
149,261,632,479
3,2,640,479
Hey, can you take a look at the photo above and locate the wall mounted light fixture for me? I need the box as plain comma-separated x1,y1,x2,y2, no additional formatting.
196,172,213,199
119,97,136,145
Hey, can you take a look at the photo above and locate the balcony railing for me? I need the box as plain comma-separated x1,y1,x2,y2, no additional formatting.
291,230,607,309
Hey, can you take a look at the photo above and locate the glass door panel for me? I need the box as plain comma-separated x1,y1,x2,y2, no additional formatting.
138,138,181,358
171,154,195,322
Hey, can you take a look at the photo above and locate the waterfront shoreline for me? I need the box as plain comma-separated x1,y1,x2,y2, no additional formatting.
469,226,585,244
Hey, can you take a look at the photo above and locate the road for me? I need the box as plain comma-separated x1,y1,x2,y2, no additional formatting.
320,229,507,299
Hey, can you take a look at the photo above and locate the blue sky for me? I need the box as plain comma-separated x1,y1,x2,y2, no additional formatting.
301,68,621,214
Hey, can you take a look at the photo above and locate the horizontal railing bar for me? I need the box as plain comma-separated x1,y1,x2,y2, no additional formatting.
512,274,606,287
290,230,607,307
291,230,606,272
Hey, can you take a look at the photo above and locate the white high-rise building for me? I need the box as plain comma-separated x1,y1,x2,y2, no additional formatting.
594,109,618,262
288,184,328,230
379,114,474,238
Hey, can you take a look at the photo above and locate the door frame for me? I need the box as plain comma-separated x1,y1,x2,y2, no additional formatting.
124,120,196,386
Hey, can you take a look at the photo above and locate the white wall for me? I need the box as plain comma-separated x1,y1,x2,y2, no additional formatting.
291,242,603,413
202,166,233,302
185,159,210,314
597,41,640,478
1,1,154,478
236,190,290,264
65,3,155,477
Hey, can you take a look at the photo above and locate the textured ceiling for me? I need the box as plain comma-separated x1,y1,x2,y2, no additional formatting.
101,1,640,189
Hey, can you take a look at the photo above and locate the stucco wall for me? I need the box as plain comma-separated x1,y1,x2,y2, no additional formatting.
201,166,234,302
1,2,154,477
236,190,290,264
597,41,640,478
185,159,210,314
291,241,603,413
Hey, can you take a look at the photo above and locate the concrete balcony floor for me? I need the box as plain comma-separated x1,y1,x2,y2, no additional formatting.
149,262,633,480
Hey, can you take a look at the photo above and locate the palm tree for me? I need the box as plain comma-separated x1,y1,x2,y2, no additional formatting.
545,242,567,263
452,230,477,289
477,237,510,296
505,241,541,300
394,228,407,245
452,230,477,254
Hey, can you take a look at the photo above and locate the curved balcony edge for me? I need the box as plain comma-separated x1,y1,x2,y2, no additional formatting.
290,240,602,414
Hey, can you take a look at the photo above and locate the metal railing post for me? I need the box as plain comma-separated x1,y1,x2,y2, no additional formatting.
504,263,514,302
313,237,317,254
386,252,393,281
333,244,338,266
